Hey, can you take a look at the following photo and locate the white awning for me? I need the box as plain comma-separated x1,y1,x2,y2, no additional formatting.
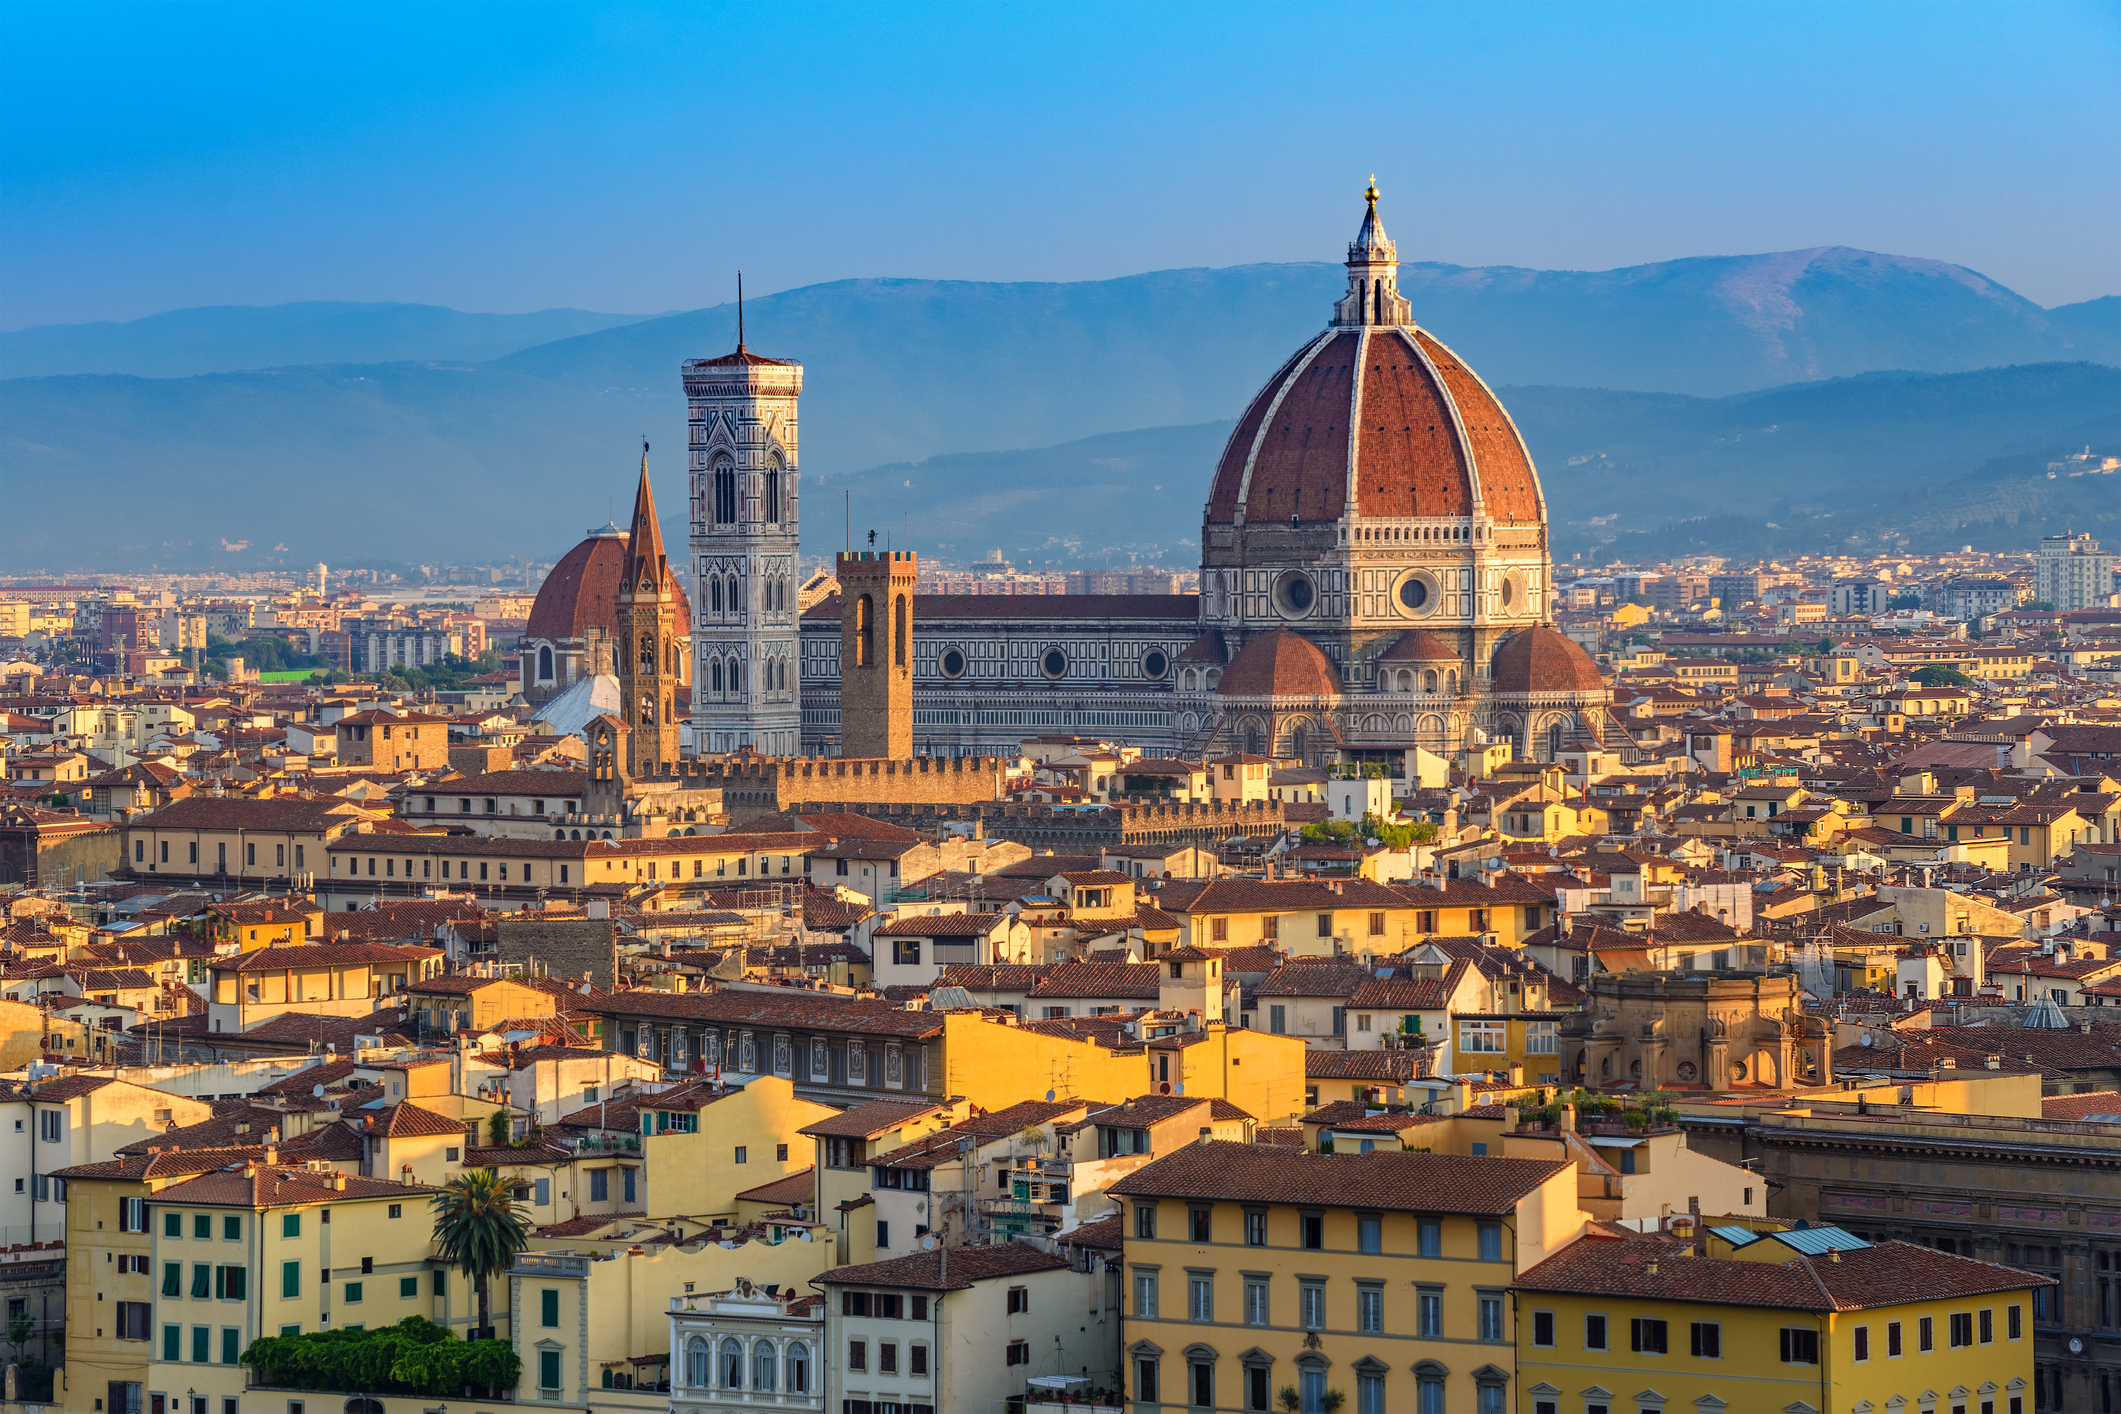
1586,1135,1645,1148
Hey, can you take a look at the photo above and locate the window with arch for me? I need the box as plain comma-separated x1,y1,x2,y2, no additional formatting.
686,1337,710,1388
711,662,723,693
720,1338,744,1388
785,1341,810,1394
640,694,656,726
538,645,553,681
1413,1362,1447,1414
710,577,722,614
713,460,737,523
640,633,655,674
894,594,908,668
1423,669,1438,692
752,1341,777,1392
729,662,741,695
726,575,741,613
854,594,874,667
764,461,782,524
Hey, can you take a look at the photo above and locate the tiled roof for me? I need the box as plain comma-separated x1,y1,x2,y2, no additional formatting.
820,1241,1069,1291
578,990,944,1040
51,1145,267,1183
213,942,440,971
734,1167,816,1207
1512,1230,2051,1311
150,1162,436,1208
1254,961,1376,999
1303,1050,1423,1082
1109,1140,1568,1214
1026,962,1161,1000
872,913,1004,939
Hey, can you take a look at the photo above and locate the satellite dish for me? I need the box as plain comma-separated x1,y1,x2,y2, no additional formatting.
1860,1033,1874,1047
1045,1090,1056,1102
1174,1082,1185,1096
312,1084,325,1098
920,1235,937,1251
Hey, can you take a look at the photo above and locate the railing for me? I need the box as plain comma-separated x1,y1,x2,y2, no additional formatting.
510,1252,590,1277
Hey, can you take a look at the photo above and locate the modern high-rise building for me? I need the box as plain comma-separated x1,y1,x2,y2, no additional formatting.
2036,532,2117,611
685,335,804,756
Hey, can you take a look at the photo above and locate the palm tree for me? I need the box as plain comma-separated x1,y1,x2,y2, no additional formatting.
430,1169,531,1341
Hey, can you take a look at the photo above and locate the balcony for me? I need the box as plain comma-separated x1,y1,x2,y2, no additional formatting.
510,1252,589,1278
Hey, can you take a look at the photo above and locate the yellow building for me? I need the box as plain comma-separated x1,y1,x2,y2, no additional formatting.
1112,1141,1582,1413
635,1075,839,1220
796,1098,958,1266
1513,1220,2045,1414
53,1147,271,1414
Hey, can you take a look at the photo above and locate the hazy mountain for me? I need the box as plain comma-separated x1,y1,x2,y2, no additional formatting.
2050,295,2121,344
0,302,651,380
3,248,2116,570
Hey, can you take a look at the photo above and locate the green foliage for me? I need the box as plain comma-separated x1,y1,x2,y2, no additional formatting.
1300,819,1359,846
1911,665,1973,687
2022,599,2055,611
431,1169,532,1337
1277,1386,1301,1414
1318,1390,1345,1413
1887,591,1923,610
242,1317,520,1396
487,1110,511,1145
207,633,323,674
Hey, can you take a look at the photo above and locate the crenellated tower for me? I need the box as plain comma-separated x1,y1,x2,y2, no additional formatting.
685,324,804,757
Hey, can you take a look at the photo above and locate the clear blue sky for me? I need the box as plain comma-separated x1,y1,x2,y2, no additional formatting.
4,0,2116,329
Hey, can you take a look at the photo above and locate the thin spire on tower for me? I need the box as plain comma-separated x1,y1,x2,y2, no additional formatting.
624,442,668,592
737,270,745,351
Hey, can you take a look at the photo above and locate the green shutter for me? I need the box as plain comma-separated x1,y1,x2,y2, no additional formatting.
162,1263,181,1297
164,1212,181,1238
400,1277,418,1298
221,1328,239,1364
345,1282,362,1305
541,1289,559,1327
162,1326,180,1362
223,1216,242,1241
282,1214,300,1238
539,1350,562,1390
191,1264,211,1298
191,1326,209,1363
282,1262,300,1298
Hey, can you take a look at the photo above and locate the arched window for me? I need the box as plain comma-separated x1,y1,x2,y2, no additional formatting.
1291,725,1308,761
686,1338,710,1389
1447,670,1460,696
1423,669,1438,693
538,645,553,681
730,662,741,695
854,594,874,668
726,575,740,613
710,577,722,614
640,694,656,726
711,661,723,693
1243,723,1263,755
1548,722,1564,760
640,633,655,674
713,459,737,523
1413,1362,1446,1414
894,594,908,668
720,1338,743,1388
751,1341,777,1393
764,460,782,524
785,1342,810,1394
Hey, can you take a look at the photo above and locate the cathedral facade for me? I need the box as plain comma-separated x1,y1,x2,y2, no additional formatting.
797,186,1611,765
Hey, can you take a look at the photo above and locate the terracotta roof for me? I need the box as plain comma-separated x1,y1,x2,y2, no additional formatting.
1254,961,1377,999
872,913,1005,939
1110,1139,1568,1214
580,989,943,1040
150,1162,436,1207
51,1145,267,1182
1377,629,1462,663
1512,1230,2051,1311
820,1242,1069,1291
2041,1091,2121,1121
1217,631,1342,699
1304,1050,1423,1081
213,942,440,971
734,1167,816,1207
527,528,693,643
1026,962,1161,1000
1490,626,1607,695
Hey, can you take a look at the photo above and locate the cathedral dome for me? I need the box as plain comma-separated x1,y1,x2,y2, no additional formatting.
1218,630,1343,698
527,524,692,643
1377,629,1461,662
1489,626,1605,695
1203,188,1544,530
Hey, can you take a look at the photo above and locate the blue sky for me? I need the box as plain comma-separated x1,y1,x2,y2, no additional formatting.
4,0,2116,328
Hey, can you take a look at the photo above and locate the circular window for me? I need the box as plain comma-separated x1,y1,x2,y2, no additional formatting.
1395,572,1437,618
1499,577,1514,609
1041,648,1068,679
1142,649,1169,680
1273,571,1316,619
938,648,966,679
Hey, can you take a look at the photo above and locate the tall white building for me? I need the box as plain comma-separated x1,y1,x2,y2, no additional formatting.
2037,532,2117,611
685,340,804,756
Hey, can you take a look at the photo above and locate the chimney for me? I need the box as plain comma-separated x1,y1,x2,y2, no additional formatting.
332,1171,347,1191
263,1144,278,1166
1645,1257,1658,1275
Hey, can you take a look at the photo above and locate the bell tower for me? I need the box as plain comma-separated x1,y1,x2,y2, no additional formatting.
616,447,682,778
685,295,804,758
835,551,916,759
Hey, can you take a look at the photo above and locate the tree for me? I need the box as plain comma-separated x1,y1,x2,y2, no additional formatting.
430,1170,531,1340
1912,665,1973,688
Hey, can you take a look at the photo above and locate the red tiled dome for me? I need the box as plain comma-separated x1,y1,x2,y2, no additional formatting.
1377,629,1461,662
1217,631,1343,698
527,528,692,642
1490,627,1605,695
1204,324,1544,528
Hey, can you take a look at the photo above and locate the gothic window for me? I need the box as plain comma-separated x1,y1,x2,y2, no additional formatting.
713,459,737,523
710,577,722,614
538,646,553,681
1291,725,1309,761
640,633,655,674
855,594,874,667
711,661,723,693
640,695,656,726
730,662,742,695
894,594,908,668
1423,669,1437,693
764,460,782,524
727,575,741,613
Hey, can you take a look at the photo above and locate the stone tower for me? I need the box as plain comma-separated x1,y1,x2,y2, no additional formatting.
835,551,916,759
616,449,682,778
685,331,804,758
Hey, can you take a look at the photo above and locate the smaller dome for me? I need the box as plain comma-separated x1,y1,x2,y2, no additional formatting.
1490,626,1605,695
1217,631,1343,698
1377,629,1461,663
1175,629,1227,665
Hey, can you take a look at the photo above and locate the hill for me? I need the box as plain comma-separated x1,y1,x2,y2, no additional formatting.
0,302,650,380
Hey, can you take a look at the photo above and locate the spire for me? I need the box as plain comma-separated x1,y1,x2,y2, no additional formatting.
623,441,668,594
1334,176,1412,328
736,270,745,352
